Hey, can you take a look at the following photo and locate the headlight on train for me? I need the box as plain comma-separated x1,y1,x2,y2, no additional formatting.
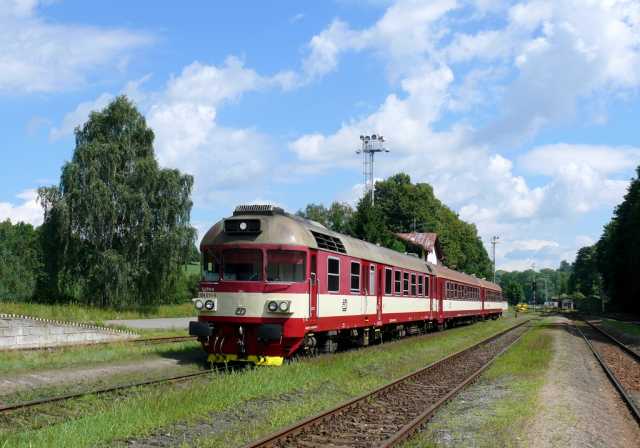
278,301,290,312
267,301,279,312
205,300,215,310
194,299,204,310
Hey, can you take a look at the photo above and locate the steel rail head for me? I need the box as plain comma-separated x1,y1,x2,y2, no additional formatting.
243,319,532,448
584,320,640,362
575,323,640,425
380,325,530,447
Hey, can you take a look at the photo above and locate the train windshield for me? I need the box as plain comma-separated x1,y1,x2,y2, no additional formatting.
267,250,306,282
223,249,263,281
202,251,221,281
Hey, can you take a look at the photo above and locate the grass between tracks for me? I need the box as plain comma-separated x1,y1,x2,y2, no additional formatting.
0,317,527,448
601,318,640,339
402,318,554,448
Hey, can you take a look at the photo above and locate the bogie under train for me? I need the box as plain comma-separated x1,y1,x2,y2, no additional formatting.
189,205,507,366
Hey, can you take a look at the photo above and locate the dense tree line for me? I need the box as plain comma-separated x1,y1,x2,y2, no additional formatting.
496,261,572,306
0,97,198,309
498,166,640,315
0,221,42,301
298,173,494,279
596,166,640,314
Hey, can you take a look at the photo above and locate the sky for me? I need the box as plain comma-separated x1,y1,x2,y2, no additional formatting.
1,0,639,271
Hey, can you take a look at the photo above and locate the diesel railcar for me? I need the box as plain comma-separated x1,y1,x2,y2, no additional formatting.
189,205,507,366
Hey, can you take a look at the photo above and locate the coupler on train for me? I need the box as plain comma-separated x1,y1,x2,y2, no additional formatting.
190,321,288,366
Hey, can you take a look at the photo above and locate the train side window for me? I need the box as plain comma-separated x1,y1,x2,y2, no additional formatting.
411,274,417,296
418,275,423,296
425,276,430,297
385,268,392,295
327,257,340,293
369,265,376,295
394,270,401,295
350,261,361,292
403,272,409,295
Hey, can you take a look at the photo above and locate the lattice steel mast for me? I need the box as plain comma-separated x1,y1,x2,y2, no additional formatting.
357,134,389,205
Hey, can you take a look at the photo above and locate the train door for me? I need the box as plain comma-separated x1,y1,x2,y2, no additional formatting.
438,278,444,318
367,264,376,321
308,251,318,325
376,267,383,324
428,275,433,318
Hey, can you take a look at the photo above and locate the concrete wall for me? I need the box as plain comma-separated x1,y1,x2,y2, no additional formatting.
0,314,137,350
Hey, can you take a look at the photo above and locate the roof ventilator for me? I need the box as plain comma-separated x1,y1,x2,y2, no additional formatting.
233,204,285,216
311,231,347,254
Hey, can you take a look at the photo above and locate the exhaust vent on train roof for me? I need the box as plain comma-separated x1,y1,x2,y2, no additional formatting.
310,230,347,254
233,204,285,216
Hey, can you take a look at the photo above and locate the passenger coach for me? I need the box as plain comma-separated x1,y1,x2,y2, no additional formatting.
189,205,506,366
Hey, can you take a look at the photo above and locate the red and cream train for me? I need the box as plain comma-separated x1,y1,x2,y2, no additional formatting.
189,205,507,366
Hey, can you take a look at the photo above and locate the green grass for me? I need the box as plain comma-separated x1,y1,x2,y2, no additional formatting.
402,318,554,448
0,301,194,324
601,318,640,338
184,262,201,276
0,339,201,376
0,317,526,448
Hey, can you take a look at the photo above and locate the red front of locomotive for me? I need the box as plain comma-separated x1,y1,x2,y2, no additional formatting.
189,206,316,366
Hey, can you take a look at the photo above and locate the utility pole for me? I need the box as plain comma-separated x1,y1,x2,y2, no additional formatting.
357,135,389,205
491,236,500,283
531,262,536,312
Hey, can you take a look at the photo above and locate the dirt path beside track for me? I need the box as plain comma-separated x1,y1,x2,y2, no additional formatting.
527,316,640,448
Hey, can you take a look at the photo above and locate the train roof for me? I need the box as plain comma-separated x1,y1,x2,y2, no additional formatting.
201,205,501,291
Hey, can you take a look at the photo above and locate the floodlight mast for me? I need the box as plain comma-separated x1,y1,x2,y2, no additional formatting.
356,134,389,205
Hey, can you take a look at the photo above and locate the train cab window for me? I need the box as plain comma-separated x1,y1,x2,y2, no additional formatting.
394,270,401,295
203,251,221,282
418,275,423,296
266,250,306,282
369,265,376,295
328,258,340,292
403,272,409,295
222,249,262,281
351,261,361,292
385,268,392,295
411,274,417,296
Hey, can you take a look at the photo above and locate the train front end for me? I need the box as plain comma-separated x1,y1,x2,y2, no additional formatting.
189,205,313,366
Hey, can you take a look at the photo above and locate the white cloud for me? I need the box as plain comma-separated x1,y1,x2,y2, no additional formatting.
145,58,297,206
0,189,43,226
520,143,638,215
301,0,457,82
49,93,114,141
0,0,152,93
289,0,640,272
520,143,640,176
289,13,305,24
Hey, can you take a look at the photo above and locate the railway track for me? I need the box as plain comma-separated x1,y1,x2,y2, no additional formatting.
576,320,640,424
0,368,214,415
245,319,532,448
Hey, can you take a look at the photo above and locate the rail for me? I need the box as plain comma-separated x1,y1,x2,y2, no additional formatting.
575,321,640,425
244,318,532,448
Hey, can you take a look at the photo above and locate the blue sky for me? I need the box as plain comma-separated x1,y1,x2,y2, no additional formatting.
1,0,639,271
